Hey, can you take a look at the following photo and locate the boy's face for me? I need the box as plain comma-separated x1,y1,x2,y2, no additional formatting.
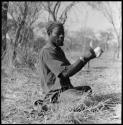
49,26,64,46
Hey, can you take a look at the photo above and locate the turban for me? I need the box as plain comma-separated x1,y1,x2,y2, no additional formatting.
46,21,63,36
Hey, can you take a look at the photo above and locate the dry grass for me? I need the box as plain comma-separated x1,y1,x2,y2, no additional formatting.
1,50,121,124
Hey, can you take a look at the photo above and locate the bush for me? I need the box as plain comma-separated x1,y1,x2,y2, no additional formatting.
14,46,39,71
20,50,39,70
33,37,46,53
14,36,47,70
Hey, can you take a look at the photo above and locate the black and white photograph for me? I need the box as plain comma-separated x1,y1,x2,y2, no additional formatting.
1,1,122,124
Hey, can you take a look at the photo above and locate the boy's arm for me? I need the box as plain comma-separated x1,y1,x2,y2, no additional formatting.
59,47,103,78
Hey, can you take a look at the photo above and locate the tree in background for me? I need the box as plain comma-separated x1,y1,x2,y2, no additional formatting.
87,1,121,59
2,1,77,72
99,30,114,51
6,2,43,68
41,2,76,24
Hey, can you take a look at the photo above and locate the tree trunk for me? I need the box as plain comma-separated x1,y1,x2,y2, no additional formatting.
116,35,121,59
13,2,28,63
13,22,24,61
112,20,121,59
113,35,120,60
51,12,57,21
2,2,9,60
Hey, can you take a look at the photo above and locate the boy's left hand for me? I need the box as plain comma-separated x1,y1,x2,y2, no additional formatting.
94,47,104,58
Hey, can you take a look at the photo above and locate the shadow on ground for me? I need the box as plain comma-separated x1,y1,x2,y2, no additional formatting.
81,66,107,73
91,92,121,104
92,66,108,70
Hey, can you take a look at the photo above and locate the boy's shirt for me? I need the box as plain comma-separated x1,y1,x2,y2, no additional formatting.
39,42,73,94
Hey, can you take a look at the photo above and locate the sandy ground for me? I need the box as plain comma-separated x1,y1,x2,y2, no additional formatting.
1,50,121,124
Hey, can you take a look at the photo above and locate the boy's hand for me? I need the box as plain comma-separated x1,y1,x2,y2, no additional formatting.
94,47,103,58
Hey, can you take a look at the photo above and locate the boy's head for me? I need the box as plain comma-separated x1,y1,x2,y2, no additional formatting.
46,21,64,46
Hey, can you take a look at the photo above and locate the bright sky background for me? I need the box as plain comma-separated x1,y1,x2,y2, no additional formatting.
64,2,121,33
